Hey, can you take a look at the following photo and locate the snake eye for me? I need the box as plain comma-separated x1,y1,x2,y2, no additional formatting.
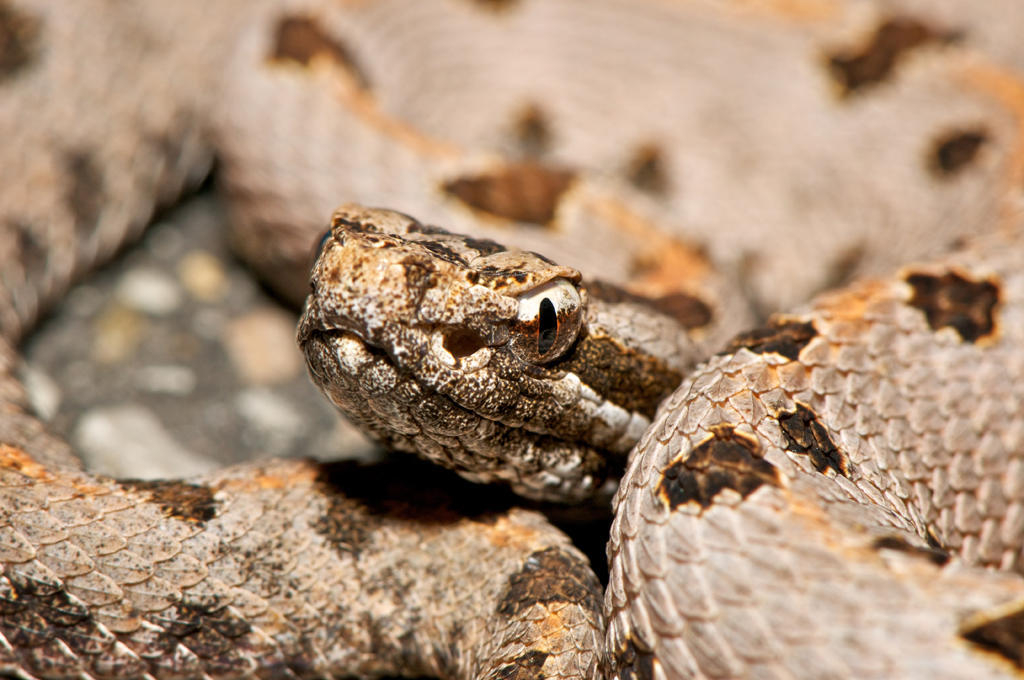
509,278,583,364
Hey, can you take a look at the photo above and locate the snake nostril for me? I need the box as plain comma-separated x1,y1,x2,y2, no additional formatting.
444,329,486,359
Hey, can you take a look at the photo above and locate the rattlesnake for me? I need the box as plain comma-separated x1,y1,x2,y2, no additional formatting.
303,204,1024,680
4,0,1024,678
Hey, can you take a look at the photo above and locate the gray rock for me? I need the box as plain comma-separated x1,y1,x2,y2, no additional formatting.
116,266,183,316
19,363,61,422
136,364,198,395
235,388,305,456
74,405,217,479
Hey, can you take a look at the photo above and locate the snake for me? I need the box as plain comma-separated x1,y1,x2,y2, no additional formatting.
4,0,1024,678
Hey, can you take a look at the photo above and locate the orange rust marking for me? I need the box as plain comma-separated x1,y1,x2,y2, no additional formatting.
70,481,113,497
808,278,896,345
811,279,892,325
0,444,51,480
302,64,461,160
958,63,1024,231
340,79,461,160
588,196,712,299
536,611,568,639
724,0,841,23
218,460,320,493
485,515,542,550
268,50,459,161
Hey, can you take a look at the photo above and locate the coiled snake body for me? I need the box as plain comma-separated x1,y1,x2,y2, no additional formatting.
4,1,1024,679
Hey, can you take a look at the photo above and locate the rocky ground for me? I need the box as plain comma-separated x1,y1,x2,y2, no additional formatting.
22,189,378,479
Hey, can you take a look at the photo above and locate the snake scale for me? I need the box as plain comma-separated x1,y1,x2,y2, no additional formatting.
4,0,1024,678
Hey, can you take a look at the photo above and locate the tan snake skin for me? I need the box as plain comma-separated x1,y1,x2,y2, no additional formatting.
5,1,1024,679
301,206,1024,679
608,231,1024,679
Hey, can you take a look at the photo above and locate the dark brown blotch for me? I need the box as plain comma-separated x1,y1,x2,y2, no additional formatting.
873,535,949,566
612,638,655,680
497,548,603,620
202,647,257,678
828,17,951,95
588,280,712,330
905,270,999,342
204,607,252,639
312,489,375,555
178,625,231,659
629,652,655,680
626,144,669,195
64,151,105,236
459,235,506,257
122,480,218,523
931,129,988,176
0,1,41,80
62,618,115,655
115,619,171,657
443,161,575,227
549,328,682,420
417,239,469,267
0,574,92,656
657,425,780,511
0,607,51,647
405,222,448,237
277,638,325,678
270,16,369,88
962,606,1024,668
515,104,551,157
30,589,89,627
778,404,848,477
333,213,390,235
468,0,521,11
90,641,148,678
148,605,204,638
658,295,712,330
7,220,46,283
494,650,549,680
720,319,817,360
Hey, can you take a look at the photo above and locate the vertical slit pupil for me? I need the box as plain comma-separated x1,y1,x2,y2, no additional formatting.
538,297,558,355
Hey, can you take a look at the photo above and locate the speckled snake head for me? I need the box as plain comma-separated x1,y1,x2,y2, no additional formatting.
298,204,694,501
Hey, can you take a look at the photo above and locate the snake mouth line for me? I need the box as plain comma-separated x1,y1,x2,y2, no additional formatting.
300,324,621,497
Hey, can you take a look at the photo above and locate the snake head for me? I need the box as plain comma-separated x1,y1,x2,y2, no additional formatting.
298,204,696,501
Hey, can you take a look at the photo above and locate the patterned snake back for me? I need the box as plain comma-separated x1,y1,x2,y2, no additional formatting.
5,1,1024,679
